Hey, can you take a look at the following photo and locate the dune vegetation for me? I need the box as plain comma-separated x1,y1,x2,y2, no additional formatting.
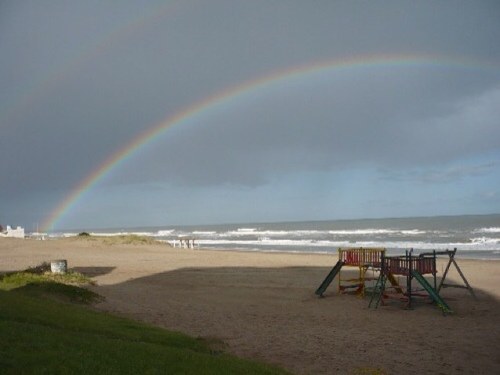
74,232,168,246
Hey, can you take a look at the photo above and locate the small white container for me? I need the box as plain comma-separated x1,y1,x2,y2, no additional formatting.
50,259,67,274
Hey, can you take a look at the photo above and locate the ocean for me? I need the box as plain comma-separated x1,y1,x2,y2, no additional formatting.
51,214,500,260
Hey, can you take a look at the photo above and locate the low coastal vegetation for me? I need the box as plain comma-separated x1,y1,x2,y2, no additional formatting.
0,263,100,304
76,232,167,246
0,264,288,374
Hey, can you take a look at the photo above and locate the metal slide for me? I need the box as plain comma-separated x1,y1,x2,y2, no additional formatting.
315,261,344,297
411,270,452,314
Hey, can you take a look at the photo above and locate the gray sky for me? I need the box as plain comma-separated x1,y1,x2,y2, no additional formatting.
1,0,500,231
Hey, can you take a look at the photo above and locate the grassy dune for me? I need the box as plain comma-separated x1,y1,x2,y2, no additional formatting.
0,268,288,374
73,233,167,246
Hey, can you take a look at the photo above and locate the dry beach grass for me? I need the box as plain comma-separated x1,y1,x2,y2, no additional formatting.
1,237,499,374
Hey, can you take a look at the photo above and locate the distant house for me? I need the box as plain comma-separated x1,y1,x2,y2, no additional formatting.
0,225,25,238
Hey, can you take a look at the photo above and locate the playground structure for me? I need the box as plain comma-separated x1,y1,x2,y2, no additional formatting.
316,247,475,314
315,247,391,297
370,248,475,313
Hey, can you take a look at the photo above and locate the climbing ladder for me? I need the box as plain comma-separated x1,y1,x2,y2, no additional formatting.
368,272,387,308
368,272,403,308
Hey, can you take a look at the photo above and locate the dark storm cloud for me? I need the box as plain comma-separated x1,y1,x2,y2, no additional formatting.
112,71,500,187
380,161,500,184
1,0,500,226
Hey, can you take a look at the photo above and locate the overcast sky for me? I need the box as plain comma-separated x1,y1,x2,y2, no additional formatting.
1,1,500,231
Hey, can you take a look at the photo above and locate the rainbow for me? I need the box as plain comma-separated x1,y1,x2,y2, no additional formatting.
41,54,498,231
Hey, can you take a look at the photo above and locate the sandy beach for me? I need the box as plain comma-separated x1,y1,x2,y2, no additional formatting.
1,237,499,374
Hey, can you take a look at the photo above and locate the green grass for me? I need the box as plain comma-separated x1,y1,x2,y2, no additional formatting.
0,270,289,374
0,263,100,304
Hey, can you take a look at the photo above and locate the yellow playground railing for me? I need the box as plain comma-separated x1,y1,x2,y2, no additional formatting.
338,247,386,297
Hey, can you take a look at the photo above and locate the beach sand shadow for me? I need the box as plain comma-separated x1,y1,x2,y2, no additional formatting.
72,266,116,277
92,265,500,375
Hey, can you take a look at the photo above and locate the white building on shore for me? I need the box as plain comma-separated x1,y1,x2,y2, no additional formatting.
0,225,25,238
